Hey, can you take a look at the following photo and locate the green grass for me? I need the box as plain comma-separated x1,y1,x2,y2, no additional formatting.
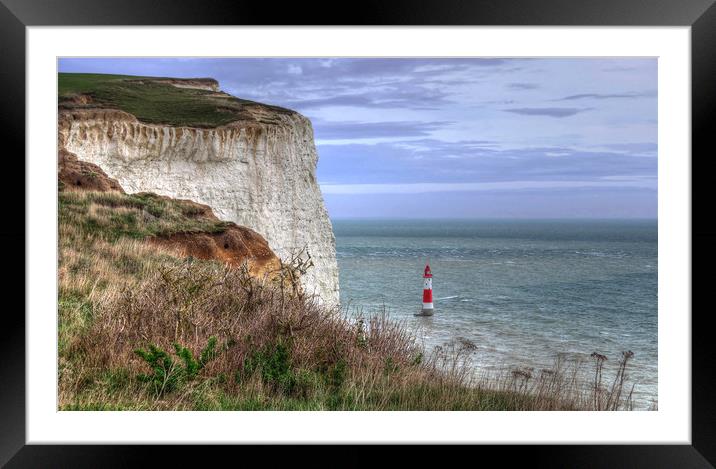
59,190,231,242
58,73,151,96
58,72,294,128
59,369,546,411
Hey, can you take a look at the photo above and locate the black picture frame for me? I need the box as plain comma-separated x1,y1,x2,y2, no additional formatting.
2,0,714,466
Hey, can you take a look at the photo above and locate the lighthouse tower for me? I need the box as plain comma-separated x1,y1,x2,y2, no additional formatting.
420,264,434,316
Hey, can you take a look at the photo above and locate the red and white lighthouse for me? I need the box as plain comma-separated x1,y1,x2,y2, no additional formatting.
421,264,434,315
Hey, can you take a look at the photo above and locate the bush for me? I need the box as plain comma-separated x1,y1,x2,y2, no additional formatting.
240,340,297,395
327,359,347,391
134,344,180,396
134,336,219,396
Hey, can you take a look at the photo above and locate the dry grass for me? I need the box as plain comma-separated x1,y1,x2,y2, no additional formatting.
60,259,641,411
59,190,644,411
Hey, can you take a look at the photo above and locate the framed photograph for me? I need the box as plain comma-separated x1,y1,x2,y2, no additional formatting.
5,0,714,465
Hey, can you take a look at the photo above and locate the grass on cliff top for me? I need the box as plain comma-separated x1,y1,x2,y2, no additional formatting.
58,190,643,411
58,72,294,128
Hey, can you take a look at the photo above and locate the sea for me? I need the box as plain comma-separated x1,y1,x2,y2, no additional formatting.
333,219,658,410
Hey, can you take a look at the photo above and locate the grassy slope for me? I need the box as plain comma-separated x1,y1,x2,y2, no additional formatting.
58,72,294,128
60,190,231,240
58,191,229,357
59,189,638,411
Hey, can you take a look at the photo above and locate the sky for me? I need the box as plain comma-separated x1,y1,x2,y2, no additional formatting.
58,58,658,219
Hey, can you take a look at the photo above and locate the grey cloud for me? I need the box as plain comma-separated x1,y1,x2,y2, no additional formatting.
602,66,640,72
314,121,453,140
555,91,656,101
284,88,453,111
600,143,657,155
503,107,592,118
170,58,531,114
317,140,657,185
285,95,376,109
478,99,516,106
218,58,524,111
293,58,513,82
507,83,539,90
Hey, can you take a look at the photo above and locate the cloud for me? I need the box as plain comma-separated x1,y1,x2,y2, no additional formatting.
286,95,376,109
286,64,303,75
314,121,452,140
507,83,539,90
208,58,524,112
283,87,453,111
598,142,657,155
320,179,657,194
555,91,656,101
502,107,592,118
393,138,497,152
602,66,640,72
316,140,658,185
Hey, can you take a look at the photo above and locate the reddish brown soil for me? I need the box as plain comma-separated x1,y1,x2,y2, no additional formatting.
58,148,124,192
150,225,281,277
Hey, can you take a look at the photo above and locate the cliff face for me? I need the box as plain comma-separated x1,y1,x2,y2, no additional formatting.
58,105,339,305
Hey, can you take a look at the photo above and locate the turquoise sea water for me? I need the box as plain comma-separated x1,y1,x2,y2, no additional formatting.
333,219,658,409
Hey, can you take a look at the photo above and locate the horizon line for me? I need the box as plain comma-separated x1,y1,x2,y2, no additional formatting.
329,216,658,221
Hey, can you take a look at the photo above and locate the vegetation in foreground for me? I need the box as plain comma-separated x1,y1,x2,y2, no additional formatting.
58,72,295,128
59,185,644,411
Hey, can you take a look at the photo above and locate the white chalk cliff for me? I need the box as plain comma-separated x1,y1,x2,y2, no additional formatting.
58,96,339,305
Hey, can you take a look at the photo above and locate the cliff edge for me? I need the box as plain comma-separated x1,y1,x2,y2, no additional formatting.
58,73,339,304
